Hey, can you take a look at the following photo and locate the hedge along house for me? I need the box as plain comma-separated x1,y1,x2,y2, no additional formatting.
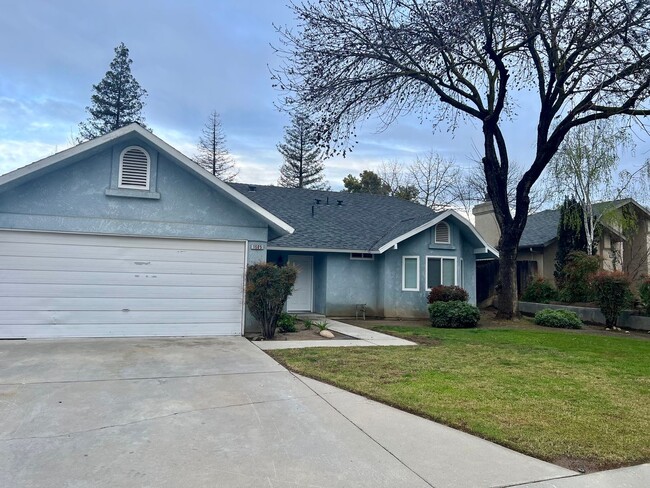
229,184,498,318
0,124,293,338
0,123,495,339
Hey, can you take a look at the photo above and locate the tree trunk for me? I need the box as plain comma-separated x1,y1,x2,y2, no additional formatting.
495,233,519,319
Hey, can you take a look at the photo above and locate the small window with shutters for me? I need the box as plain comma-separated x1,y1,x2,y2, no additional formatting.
434,222,450,244
118,146,150,190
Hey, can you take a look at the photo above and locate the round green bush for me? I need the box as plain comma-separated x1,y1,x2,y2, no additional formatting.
534,309,582,329
521,277,557,304
428,301,480,328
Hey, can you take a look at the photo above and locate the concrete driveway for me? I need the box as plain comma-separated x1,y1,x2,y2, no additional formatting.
0,337,577,487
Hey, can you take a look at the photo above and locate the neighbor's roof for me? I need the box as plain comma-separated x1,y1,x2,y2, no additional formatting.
230,183,442,252
519,198,650,248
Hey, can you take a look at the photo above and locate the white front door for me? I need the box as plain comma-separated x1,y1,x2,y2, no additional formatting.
287,255,313,312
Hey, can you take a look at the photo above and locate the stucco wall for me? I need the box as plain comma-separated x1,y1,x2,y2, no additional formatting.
0,137,270,249
324,253,379,316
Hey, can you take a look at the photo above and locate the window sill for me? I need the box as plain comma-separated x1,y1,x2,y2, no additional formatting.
429,244,456,250
105,188,161,200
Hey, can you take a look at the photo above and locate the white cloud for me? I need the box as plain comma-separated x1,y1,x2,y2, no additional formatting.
0,140,70,176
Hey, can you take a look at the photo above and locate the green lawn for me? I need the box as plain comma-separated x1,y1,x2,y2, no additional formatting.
269,326,650,471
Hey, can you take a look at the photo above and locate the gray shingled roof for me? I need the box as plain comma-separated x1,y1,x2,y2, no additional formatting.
519,209,561,248
230,183,440,251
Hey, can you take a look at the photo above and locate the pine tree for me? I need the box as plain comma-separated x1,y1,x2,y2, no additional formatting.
277,113,329,189
195,111,238,181
554,197,589,287
77,43,147,141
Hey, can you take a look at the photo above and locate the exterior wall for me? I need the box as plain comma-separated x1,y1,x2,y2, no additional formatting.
324,253,379,316
0,137,270,250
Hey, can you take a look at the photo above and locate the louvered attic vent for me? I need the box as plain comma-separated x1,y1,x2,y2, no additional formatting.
435,222,450,244
119,147,150,189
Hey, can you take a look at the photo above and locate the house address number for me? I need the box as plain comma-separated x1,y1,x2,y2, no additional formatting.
250,244,265,250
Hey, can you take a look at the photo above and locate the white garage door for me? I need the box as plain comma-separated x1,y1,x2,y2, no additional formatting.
0,231,246,338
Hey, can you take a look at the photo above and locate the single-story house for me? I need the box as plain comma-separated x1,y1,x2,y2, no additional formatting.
0,123,496,338
473,199,650,294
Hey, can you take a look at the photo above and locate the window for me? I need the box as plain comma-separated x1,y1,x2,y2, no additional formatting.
350,253,374,260
426,256,456,289
402,256,419,291
118,146,150,190
434,222,450,244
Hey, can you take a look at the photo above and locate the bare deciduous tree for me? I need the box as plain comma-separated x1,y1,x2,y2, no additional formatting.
196,111,238,182
408,152,460,211
273,0,650,317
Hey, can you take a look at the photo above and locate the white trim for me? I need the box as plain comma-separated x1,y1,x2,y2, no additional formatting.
402,255,420,291
425,255,458,290
434,222,450,244
460,258,464,288
377,209,499,257
350,252,374,260
118,146,150,190
241,241,249,336
0,123,294,236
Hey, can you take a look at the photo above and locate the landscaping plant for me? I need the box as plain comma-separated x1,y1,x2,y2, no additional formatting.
558,251,601,303
521,277,558,304
534,309,582,329
638,278,650,316
428,301,480,328
592,271,632,328
245,263,297,339
427,285,469,303
314,321,329,331
277,313,297,333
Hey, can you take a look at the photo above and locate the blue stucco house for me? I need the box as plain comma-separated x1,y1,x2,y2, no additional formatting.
0,124,496,338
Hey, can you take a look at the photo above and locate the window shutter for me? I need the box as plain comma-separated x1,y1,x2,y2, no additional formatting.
435,222,450,244
119,147,150,189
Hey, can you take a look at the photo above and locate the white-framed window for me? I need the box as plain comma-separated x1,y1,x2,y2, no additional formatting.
118,146,150,190
460,258,464,288
350,253,374,260
426,256,457,289
434,222,450,244
402,256,420,291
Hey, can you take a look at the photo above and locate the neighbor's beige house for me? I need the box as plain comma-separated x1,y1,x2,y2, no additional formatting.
473,199,650,292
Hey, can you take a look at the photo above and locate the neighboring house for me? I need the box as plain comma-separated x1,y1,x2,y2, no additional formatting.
0,124,496,339
473,199,650,294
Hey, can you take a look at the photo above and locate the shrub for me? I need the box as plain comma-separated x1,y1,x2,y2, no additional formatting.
638,277,650,315
592,271,632,328
521,277,557,303
558,251,601,303
245,263,298,339
277,313,297,333
427,285,469,304
428,301,480,328
534,309,582,329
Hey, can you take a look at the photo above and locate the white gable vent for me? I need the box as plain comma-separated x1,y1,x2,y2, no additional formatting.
435,222,450,244
119,146,150,189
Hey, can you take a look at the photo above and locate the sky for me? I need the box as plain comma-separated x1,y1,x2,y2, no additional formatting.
1,0,649,191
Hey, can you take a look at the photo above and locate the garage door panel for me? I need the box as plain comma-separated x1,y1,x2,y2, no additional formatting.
0,256,244,275
0,270,243,287
0,284,243,299
0,231,246,338
1,309,243,326
0,241,243,263
5,323,242,338
0,297,243,312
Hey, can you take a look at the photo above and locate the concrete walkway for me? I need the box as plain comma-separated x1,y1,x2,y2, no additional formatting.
256,317,416,350
513,463,649,487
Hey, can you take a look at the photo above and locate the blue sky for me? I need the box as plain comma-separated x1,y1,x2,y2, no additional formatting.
1,0,648,190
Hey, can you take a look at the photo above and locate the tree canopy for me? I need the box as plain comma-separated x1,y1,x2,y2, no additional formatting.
78,43,147,141
274,0,650,317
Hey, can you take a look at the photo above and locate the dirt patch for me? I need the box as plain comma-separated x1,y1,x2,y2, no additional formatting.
551,455,623,474
248,321,355,341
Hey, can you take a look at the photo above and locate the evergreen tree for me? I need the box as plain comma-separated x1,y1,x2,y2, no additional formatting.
278,113,329,189
554,197,589,287
77,43,147,141
195,110,238,181
343,170,390,195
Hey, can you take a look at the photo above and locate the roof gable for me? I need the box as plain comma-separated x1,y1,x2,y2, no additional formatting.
0,124,293,236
